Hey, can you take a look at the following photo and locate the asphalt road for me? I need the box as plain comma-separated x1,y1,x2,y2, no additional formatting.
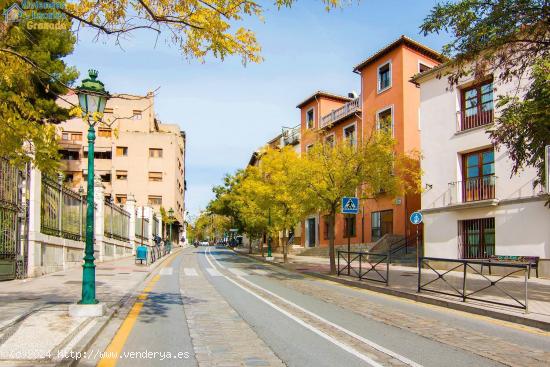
92,247,550,367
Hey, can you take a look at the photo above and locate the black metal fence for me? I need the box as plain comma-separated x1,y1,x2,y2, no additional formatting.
418,257,530,312
337,250,390,285
104,199,130,241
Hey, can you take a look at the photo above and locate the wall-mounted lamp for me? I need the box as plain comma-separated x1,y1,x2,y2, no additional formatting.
424,183,433,191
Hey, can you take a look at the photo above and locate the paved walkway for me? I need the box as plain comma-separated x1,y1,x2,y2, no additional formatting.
0,251,177,364
235,248,550,326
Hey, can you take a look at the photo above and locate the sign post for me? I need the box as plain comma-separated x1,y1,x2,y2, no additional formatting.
410,211,423,268
342,197,359,275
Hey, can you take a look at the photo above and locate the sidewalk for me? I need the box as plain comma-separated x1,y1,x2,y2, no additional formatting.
234,248,550,331
0,248,182,365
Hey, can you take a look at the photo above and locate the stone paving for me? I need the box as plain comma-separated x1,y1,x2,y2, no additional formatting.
234,248,550,367
179,251,285,367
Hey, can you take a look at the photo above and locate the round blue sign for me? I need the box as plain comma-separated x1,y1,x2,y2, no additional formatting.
410,211,423,225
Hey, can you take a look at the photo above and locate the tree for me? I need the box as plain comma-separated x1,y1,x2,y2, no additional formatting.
298,131,421,274
0,1,77,172
420,0,549,189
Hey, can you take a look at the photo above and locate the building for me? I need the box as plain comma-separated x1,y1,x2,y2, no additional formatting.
413,64,550,260
56,92,186,241
297,36,445,248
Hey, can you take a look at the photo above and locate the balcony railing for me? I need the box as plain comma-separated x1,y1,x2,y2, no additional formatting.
282,125,300,146
449,175,497,204
320,98,361,129
457,109,494,132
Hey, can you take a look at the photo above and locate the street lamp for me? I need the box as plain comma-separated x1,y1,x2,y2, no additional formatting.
76,70,110,305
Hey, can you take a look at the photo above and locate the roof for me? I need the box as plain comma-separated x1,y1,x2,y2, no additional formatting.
409,62,450,85
353,35,447,73
296,91,352,109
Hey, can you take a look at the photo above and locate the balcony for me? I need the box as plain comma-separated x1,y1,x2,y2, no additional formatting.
456,109,493,132
449,175,497,206
320,98,361,129
282,125,300,146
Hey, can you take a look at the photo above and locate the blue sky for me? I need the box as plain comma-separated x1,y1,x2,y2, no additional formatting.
65,0,450,217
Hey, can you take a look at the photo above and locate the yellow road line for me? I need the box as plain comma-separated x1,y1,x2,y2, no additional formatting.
97,250,181,366
97,302,143,367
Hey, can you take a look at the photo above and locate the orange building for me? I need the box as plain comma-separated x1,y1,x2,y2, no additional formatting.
299,36,444,249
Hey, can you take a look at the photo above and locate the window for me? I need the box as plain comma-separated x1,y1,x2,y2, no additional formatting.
343,216,356,238
305,144,314,153
116,170,127,180
418,62,431,73
84,151,112,159
148,196,162,205
116,146,128,157
100,173,111,183
306,108,314,129
148,172,163,182
115,194,127,204
59,150,79,160
325,134,335,147
132,110,142,120
64,173,74,184
459,218,495,259
62,132,82,141
98,128,112,138
103,107,114,114
460,79,494,130
371,210,393,241
377,107,393,133
343,124,356,146
149,148,163,158
377,61,391,92
462,149,495,202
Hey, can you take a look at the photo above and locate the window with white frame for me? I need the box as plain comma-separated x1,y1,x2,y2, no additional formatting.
343,124,356,146
325,134,335,147
377,107,393,134
377,61,391,92
306,108,315,129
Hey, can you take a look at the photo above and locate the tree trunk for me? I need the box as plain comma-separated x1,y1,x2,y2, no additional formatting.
249,237,252,254
260,232,265,257
328,211,336,274
283,228,288,263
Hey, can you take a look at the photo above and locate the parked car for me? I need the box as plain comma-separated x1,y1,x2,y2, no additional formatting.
199,241,209,246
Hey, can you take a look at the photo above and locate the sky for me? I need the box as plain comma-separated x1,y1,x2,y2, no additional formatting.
65,0,451,218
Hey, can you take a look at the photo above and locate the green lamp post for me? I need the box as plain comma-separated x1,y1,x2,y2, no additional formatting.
76,70,110,305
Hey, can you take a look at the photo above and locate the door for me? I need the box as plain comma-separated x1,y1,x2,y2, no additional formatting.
371,210,393,241
462,149,495,202
307,218,316,247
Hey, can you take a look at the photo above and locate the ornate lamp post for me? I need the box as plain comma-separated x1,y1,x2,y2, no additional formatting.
76,70,110,305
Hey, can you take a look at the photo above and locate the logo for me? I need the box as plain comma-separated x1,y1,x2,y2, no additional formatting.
3,3,24,23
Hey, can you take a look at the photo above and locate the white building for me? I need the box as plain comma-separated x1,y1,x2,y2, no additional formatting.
413,67,549,261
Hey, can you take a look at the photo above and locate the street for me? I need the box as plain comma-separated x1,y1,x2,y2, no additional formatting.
87,247,550,367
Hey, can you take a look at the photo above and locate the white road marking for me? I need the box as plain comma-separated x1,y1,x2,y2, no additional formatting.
183,268,198,276
228,268,247,277
252,269,270,276
205,267,222,277
205,248,384,367
160,267,173,275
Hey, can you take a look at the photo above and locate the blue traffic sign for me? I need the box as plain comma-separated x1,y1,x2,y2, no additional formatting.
341,197,359,214
410,211,423,225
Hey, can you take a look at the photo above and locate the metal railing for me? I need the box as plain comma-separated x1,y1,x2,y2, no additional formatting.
449,175,497,204
104,199,130,241
135,212,150,244
456,109,493,132
320,98,361,128
337,250,389,285
152,214,160,237
41,175,85,241
418,257,530,312
282,125,300,146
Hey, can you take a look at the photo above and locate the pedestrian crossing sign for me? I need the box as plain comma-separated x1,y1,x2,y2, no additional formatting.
341,197,359,214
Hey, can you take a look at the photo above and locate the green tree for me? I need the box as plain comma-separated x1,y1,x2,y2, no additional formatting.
0,0,77,172
299,132,421,274
421,0,549,189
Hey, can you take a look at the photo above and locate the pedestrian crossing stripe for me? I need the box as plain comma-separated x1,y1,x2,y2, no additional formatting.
252,269,270,276
228,268,247,277
205,268,222,277
183,268,198,276
160,267,173,275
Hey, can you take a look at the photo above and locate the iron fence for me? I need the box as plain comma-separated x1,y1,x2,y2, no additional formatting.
41,175,85,241
152,214,160,238
135,211,149,244
337,250,389,285
418,257,530,312
104,199,130,241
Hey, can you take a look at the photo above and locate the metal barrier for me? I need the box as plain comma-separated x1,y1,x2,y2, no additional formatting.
104,199,130,241
418,257,530,312
337,250,389,285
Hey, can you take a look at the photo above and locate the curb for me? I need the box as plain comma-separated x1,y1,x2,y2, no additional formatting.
55,248,183,367
235,250,550,332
